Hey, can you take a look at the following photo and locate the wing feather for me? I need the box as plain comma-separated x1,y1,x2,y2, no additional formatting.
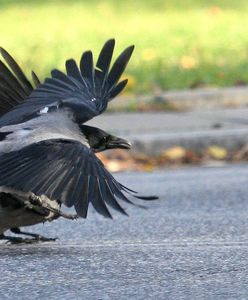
31,71,41,87
88,176,112,218
96,39,115,86
0,139,155,218
107,45,134,90
74,175,90,217
80,51,94,88
0,47,41,116
0,47,33,93
99,178,128,216
0,40,134,126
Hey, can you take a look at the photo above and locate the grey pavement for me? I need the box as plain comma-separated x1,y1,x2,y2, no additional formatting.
88,108,248,155
1,165,248,299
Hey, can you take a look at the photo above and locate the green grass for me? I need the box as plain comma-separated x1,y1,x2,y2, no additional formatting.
1,0,248,93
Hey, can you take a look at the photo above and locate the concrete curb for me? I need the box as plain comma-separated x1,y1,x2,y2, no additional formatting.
88,109,248,155
130,128,248,155
110,86,248,111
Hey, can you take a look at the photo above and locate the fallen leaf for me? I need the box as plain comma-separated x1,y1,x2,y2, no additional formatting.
207,145,227,159
105,160,124,172
161,146,187,160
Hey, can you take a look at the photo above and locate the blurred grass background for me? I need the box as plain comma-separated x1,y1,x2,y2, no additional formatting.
1,0,248,93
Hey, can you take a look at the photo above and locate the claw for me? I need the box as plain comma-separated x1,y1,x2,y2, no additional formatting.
8,228,57,244
28,194,79,220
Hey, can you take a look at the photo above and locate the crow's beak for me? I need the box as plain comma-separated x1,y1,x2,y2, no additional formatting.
107,136,132,150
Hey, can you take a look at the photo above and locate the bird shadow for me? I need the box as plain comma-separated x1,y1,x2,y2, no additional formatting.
0,242,82,257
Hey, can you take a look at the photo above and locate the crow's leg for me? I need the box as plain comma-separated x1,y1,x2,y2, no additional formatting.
10,227,57,242
0,233,41,244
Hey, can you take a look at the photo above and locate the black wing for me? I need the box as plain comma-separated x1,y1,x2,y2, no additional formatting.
0,47,40,116
0,39,134,126
0,139,156,218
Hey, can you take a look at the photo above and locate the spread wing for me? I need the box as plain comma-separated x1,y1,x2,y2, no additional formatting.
0,139,156,218
0,39,134,126
0,47,40,116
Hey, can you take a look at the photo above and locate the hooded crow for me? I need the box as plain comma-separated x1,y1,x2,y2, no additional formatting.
0,40,157,243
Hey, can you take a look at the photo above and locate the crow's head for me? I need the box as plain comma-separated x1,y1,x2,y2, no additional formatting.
80,125,131,153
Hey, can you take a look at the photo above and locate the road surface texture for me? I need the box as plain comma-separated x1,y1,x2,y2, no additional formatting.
1,165,248,299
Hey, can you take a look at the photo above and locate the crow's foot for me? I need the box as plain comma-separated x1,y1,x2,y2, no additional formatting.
0,229,57,244
10,227,57,242
0,234,36,244
28,194,78,220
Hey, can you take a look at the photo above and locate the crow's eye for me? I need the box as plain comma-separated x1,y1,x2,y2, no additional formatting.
102,136,108,143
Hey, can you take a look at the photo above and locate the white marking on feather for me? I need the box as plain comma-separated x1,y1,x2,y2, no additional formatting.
39,107,49,114
91,98,96,102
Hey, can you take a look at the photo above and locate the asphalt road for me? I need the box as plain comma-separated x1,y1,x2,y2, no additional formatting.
1,165,248,299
